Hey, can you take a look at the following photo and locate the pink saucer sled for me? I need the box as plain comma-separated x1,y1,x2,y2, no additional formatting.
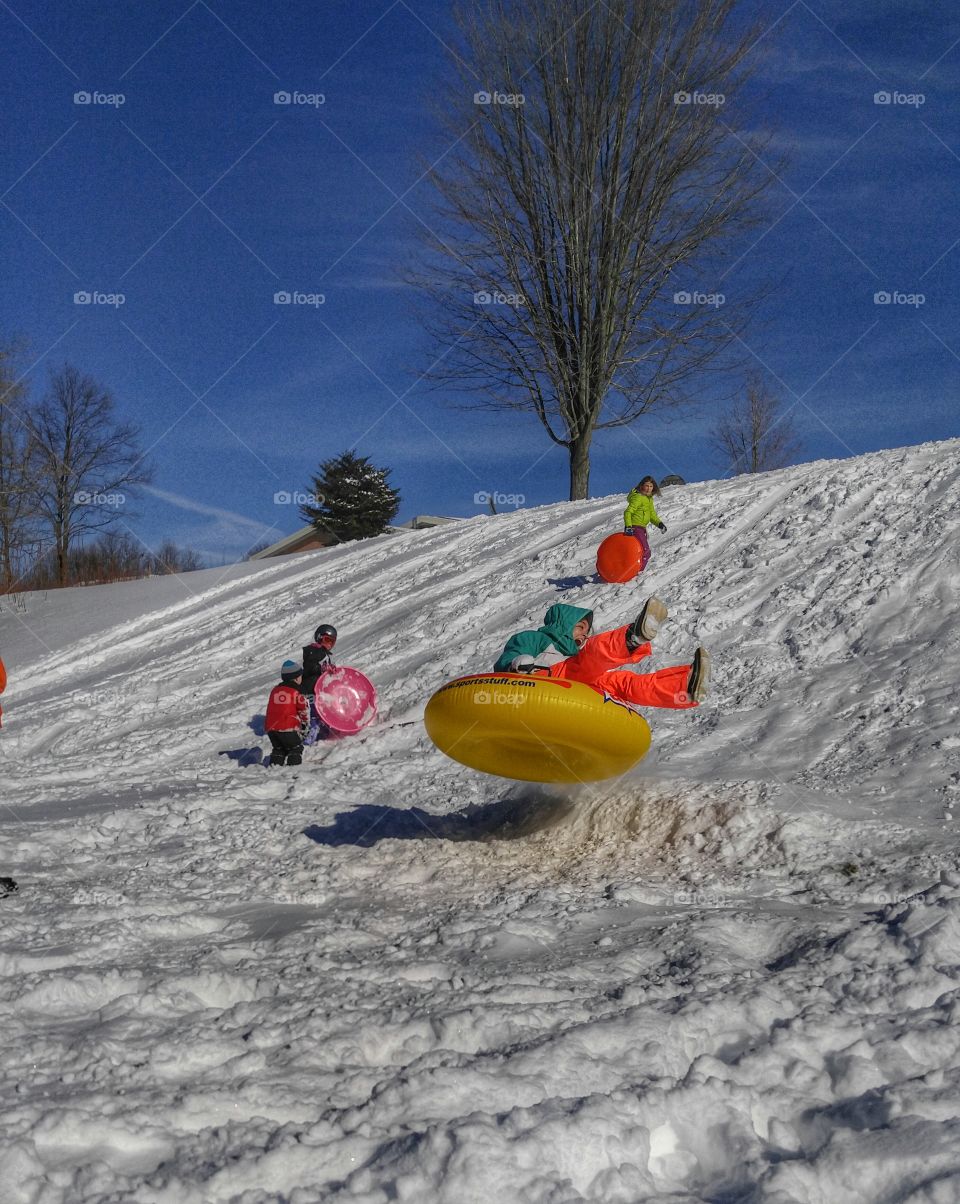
314,667,378,735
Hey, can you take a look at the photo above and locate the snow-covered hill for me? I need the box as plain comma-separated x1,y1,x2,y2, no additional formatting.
2,439,959,1203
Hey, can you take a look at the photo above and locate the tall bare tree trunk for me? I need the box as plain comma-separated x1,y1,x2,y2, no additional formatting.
56,533,68,588
0,342,38,591
569,430,592,501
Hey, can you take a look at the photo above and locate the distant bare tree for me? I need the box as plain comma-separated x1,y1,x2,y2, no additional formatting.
31,365,152,586
418,0,777,498
68,531,146,585
151,541,204,574
711,375,802,475
0,342,40,590
19,532,206,589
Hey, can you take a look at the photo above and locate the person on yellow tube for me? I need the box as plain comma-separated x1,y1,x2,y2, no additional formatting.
494,599,709,709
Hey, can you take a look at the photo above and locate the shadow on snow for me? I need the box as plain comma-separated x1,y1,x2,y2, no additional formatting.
303,790,576,848
220,746,265,767
547,574,599,592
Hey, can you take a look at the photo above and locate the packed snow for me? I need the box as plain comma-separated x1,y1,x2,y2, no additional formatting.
1,438,959,1203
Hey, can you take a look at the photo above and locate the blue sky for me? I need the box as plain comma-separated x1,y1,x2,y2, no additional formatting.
2,0,959,562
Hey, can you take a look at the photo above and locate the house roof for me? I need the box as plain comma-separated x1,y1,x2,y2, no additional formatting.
249,515,460,559
248,526,328,559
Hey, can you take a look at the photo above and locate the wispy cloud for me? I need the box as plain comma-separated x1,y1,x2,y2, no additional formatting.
141,484,266,534
140,484,286,561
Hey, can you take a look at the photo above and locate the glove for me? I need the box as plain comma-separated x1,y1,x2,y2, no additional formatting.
510,655,538,673
624,527,634,536
656,522,667,533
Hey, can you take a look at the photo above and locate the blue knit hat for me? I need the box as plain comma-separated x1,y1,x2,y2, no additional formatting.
280,659,302,681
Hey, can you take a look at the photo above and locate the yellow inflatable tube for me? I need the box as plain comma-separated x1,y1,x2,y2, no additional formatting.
424,673,651,783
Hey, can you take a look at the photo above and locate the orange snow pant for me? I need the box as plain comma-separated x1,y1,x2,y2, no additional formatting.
547,626,696,709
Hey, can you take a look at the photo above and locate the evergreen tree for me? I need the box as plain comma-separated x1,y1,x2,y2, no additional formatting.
300,451,401,542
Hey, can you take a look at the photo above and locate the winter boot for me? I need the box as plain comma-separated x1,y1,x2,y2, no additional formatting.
626,596,668,650
687,647,711,703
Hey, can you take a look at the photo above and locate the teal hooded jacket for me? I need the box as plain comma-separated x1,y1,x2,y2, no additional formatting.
494,604,594,672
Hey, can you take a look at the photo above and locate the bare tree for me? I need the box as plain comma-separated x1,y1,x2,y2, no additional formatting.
418,0,777,498
31,365,152,586
67,531,146,586
711,374,802,475
151,540,205,574
19,532,206,590
0,342,40,590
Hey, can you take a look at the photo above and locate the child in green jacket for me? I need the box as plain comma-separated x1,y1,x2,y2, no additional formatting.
623,476,666,569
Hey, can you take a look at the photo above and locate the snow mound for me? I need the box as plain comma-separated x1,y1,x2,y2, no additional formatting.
2,438,960,1202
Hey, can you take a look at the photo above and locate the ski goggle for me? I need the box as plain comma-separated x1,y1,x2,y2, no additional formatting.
318,632,336,649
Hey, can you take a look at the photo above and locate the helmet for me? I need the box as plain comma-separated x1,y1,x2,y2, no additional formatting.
314,624,337,649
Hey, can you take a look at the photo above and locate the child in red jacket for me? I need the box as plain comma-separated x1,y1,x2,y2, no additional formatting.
265,660,310,766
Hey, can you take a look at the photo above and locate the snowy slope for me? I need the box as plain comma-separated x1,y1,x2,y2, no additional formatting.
1,439,959,1203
